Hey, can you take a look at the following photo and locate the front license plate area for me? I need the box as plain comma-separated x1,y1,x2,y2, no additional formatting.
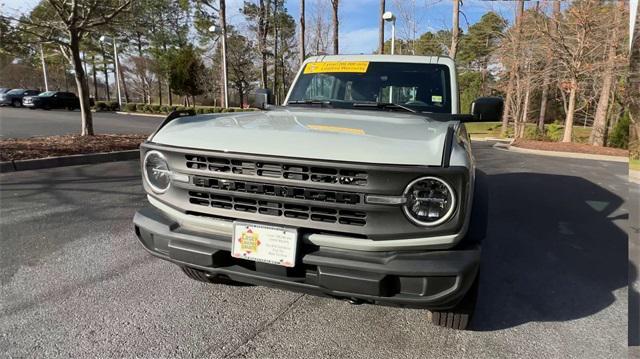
232,222,298,267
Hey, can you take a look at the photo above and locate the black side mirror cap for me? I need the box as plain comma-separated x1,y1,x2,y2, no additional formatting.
471,96,504,122
253,88,273,110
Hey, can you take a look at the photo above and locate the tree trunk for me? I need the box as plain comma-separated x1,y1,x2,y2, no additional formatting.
158,76,163,106
537,1,560,132
500,0,525,137
69,33,94,136
136,32,148,103
116,52,129,102
300,0,306,63
378,0,385,54
221,0,229,108
562,79,577,142
273,2,279,103
590,1,622,146
449,0,459,59
331,0,339,54
91,55,98,100
518,78,531,138
101,44,110,101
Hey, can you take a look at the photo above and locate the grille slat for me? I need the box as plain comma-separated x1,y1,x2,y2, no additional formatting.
187,190,366,226
185,154,367,186
193,176,362,205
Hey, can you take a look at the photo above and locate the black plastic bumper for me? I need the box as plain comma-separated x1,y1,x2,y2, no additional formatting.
133,206,481,310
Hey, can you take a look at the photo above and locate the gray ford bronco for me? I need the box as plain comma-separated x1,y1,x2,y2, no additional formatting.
133,54,503,330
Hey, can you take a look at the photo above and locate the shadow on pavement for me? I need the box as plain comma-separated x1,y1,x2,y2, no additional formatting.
473,172,631,331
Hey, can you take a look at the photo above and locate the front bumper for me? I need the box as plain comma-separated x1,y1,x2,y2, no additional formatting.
134,206,480,310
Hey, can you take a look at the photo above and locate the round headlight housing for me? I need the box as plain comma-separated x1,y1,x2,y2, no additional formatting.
143,150,171,193
403,176,456,226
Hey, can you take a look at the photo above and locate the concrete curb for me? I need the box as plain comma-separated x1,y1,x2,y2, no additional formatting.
493,142,629,163
470,137,514,143
0,150,139,173
116,111,166,118
630,170,640,184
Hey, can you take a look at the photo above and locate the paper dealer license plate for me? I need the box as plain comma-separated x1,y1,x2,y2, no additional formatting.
232,222,298,267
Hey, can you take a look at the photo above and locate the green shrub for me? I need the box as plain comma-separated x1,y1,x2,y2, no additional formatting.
94,101,109,112
545,121,564,142
608,111,630,149
175,106,186,112
151,104,161,113
160,105,170,113
196,107,205,114
524,126,544,141
124,103,137,112
108,101,120,111
213,107,222,113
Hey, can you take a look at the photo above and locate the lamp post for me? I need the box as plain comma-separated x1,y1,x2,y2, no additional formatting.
99,35,122,108
382,11,396,102
39,44,49,91
209,25,229,108
383,11,396,55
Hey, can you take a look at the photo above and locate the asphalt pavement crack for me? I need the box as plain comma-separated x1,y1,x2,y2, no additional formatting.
221,293,306,359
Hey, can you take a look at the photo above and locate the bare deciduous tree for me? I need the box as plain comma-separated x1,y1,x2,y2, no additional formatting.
331,0,339,54
590,1,625,146
378,0,385,54
3,0,131,136
299,0,305,63
449,0,460,59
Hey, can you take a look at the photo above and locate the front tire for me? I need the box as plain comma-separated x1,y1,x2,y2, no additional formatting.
12,99,21,107
430,274,479,330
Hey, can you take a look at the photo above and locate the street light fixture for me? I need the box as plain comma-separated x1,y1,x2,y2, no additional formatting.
382,11,396,55
209,25,229,109
99,35,123,108
383,11,396,103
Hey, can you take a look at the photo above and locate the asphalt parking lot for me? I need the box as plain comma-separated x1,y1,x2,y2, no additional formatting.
0,142,631,358
0,107,161,138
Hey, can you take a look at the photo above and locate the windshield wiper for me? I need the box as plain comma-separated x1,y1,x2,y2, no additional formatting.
352,102,417,113
288,99,333,107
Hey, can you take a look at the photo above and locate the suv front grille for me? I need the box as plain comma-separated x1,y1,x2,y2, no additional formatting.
192,176,361,204
186,154,368,186
188,191,367,226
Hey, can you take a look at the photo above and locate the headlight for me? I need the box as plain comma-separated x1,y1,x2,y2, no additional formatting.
143,150,171,193
402,176,456,226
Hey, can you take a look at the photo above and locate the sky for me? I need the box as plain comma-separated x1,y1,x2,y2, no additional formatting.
1,0,519,54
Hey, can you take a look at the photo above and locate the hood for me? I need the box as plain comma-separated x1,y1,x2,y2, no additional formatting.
151,107,452,166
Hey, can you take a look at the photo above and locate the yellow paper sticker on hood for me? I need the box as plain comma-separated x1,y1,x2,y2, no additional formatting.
307,125,366,135
303,61,370,74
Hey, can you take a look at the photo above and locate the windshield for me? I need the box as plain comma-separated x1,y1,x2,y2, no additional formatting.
7,89,25,95
287,62,452,113
38,91,56,97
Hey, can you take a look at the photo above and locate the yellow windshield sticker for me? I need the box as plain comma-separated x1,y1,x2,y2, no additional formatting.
303,61,370,74
432,95,443,103
307,125,366,135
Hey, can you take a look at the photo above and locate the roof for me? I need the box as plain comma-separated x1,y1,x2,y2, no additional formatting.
303,54,455,68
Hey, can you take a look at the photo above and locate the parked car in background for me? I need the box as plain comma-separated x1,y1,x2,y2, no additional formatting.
0,89,41,107
0,88,12,94
23,91,92,110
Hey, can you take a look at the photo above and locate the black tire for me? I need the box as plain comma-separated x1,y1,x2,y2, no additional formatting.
12,99,21,107
180,266,238,285
430,274,480,330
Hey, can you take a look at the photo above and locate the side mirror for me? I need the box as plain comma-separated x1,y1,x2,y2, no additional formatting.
471,97,504,122
253,88,273,110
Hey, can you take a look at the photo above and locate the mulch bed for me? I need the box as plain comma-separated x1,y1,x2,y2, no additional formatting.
511,139,629,157
0,134,147,161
